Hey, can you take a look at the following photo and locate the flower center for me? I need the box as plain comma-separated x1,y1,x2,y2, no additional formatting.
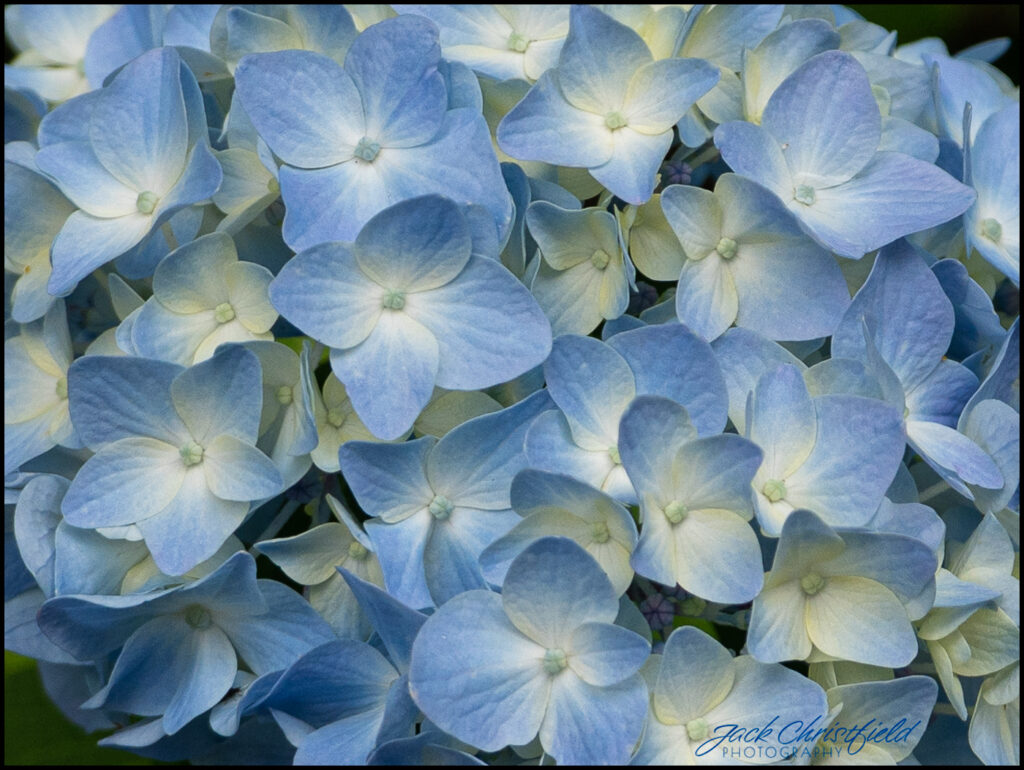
794,184,816,206
55,376,68,400
608,445,621,464
184,604,212,629
507,31,529,52
136,190,160,215
428,494,454,520
590,249,611,270
604,111,628,130
214,302,235,323
348,540,369,560
762,479,786,503
276,385,293,405
382,289,405,310
267,176,280,195
354,137,381,162
715,236,738,260
180,440,204,466
664,500,688,525
686,717,710,742
543,647,568,675
327,407,347,428
981,218,1003,243
801,572,826,596
591,521,610,544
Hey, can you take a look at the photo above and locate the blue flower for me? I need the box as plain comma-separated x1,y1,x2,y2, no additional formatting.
270,195,551,440
234,15,512,249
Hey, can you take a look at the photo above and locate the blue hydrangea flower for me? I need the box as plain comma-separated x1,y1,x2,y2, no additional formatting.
310,373,396,473
744,363,906,536
832,240,1004,498
61,346,282,575
409,537,650,764
35,47,222,296
36,551,334,736
715,50,976,258
525,201,636,336
747,510,937,667
632,625,828,764
270,195,551,440
817,676,938,762
617,396,765,603
241,571,424,764
234,15,512,249
210,5,357,71
3,5,117,102
339,391,551,608
254,495,384,639
4,301,79,475
131,233,278,366
964,102,1019,286
525,327,727,503
4,144,76,323
498,5,719,204
395,5,569,82
660,172,850,341
480,469,638,594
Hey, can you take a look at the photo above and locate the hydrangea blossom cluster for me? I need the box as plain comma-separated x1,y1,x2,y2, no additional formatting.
4,4,1020,766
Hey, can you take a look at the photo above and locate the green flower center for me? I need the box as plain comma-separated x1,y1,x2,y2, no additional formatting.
762,479,787,503
604,111,628,130
608,445,621,464
794,184,816,206
184,604,212,629
981,218,1003,243
327,407,347,428
801,572,826,596
382,290,405,310
180,440,204,467
591,521,610,544
136,190,159,214
276,385,293,405
214,302,235,324
664,500,688,525
348,540,369,560
267,176,280,195
715,236,738,260
686,717,709,742
355,137,381,162
55,376,68,400
428,495,454,520
543,647,568,675
590,249,611,270
507,31,529,52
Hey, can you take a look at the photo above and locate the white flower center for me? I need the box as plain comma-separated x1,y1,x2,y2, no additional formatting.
382,289,405,310
794,184,816,206
428,494,454,520
214,302,235,323
762,479,786,503
136,190,160,214
981,218,1003,243
507,31,529,52
664,500,688,525
715,237,738,260
355,137,381,162
543,647,568,674
801,572,826,596
604,111,628,130
276,385,293,405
